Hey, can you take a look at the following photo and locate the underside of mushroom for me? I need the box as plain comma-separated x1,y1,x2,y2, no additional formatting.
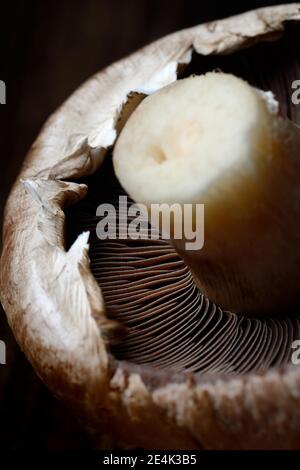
67,20,300,377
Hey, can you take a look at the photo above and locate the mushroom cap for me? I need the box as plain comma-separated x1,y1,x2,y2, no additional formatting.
1,4,300,449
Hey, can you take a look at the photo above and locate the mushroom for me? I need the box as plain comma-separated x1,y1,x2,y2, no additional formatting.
1,4,300,450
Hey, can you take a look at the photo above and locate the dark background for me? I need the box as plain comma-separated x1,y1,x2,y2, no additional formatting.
0,0,293,450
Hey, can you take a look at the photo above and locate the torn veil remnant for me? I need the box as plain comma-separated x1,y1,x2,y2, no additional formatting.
1,4,300,450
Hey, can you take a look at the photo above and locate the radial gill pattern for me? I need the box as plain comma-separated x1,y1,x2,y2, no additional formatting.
66,160,300,376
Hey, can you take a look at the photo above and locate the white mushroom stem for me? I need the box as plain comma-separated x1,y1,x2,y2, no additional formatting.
113,73,300,316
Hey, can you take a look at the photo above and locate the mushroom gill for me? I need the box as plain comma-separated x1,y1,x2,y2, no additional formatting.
66,160,300,377
66,22,300,379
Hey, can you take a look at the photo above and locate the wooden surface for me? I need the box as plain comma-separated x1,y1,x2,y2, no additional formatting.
0,0,288,450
